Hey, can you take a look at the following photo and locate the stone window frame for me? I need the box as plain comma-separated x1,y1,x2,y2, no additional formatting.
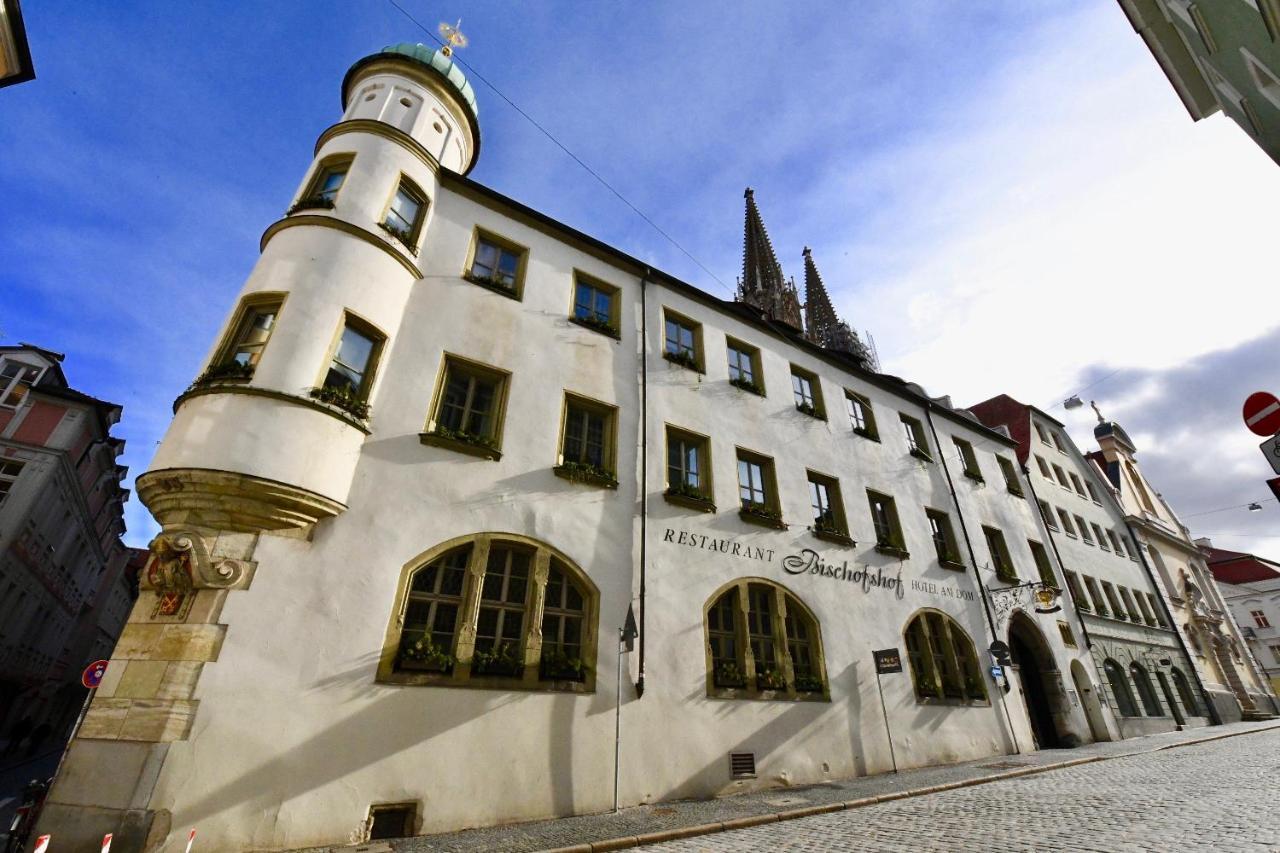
1103,658,1139,717
845,390,879,441
1146,592,1169,627
725,337,765,396
377,532,600,694
208,291,288,378
996,456,1023,497
664,424,714,511
924,507,965,570
1170,666,1200,715
903,608,989,706
807,469,851,545
1050,431,1067,454
295,152,355,210
1083,575,1110,617
789,364,826,419
1075,515,1093,545
1086,480,1102,504
379,172,429,253
982,525,1018,583
1068,472,1087,497
1118,587,1143,623
1092,523,1110,551
1027,540,1057,588
1057,622,1076,647
0,356,46,408
661,307,704,372
1034,422,1052,446
570,269,621,338
899,413,932,461
554,392,619,488
420,352,511,460
1064,570,1090,611
1038,499,1058,530
867,489,908,557
1035,455,1053,479
316,309,388,405
736,447,784,529
702,577,829,701
1134,591,1157,625
464,227,530,300
1052,464,1071,490
1102,581,1126,621
1057,508,1077,538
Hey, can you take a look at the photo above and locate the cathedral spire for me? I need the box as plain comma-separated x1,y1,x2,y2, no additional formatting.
801,246,872,368
737,188,802,330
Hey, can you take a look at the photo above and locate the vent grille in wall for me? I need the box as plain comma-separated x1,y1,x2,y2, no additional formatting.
729,751,756,779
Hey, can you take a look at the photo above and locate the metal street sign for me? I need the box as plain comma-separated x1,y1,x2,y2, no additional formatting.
990,665,1004,679
1262,435,1280,476
873,648,903,674
988,640,1012,667
1243,391,1280,437
82,659,108,689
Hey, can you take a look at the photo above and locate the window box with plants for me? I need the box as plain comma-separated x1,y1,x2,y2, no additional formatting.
794,673,825,694
465,271,520,300
739,501,786,530
419,426,502,461
663,349,701,372
713,661,747,689
553,461,618,489
569,314,620,339
730,376,764,396
874,539,910,559
470,643,525,678
664,482,715,513
812,514,854,546
398,636,455,674
755,667,786,691
379,220,418,254
539,648,587,683
308,385,370,420
192,361,255,388
794,401,824,420
287,195,336,215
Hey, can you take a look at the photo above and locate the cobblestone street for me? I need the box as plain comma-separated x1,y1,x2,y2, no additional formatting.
648,729,1280,852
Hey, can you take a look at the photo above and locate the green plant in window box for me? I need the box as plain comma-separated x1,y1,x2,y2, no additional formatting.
756,668,786,691
308,385,370,420
663,349,699,371
539,648,586,682
193,361,255,387
713,661,746,688
666,482,711,503
429,425,496,450
471,642,524,677
814,513,841,536
730,376,764,395
794,673,825,693
739,501,784,528
554,461,617,488
379,220,415,249
399,636,455,673
287,195,336,215
465,271,517,295
794,401,822,419
571,314,619,337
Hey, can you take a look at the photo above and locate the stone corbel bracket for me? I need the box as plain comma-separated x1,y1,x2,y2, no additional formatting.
142,529,258,592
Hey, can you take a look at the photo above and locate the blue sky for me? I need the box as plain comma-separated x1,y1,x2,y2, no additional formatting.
3,1,1278,553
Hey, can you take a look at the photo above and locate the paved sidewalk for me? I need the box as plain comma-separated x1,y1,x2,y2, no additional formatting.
294,720,1280,853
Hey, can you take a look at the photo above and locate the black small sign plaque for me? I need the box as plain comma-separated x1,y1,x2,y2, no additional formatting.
873,647,903,674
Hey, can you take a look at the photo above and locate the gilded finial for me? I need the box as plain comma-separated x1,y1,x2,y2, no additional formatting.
438,19,468,56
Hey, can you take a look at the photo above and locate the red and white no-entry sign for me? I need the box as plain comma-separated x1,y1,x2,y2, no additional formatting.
1244,392,1280,437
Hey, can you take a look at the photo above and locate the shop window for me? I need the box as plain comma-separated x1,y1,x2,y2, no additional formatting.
1104,658,1139,717
903,610,987,703
703,579,827,698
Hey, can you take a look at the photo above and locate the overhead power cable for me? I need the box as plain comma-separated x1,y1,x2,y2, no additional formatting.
383,0,735,297
1182,497,1279,519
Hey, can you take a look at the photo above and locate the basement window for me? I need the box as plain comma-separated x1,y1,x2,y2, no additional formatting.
367,803,415,841
729,752,757,779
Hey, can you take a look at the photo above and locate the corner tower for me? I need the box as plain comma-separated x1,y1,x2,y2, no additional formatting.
38,44,482,852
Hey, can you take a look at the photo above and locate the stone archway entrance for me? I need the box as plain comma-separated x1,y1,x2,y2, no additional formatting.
1071,659,1109,742
1009,613,1061,749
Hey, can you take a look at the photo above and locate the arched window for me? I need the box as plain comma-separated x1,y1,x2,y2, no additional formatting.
704,579,827,698
1170,667,1199,716
1104,658,1138,716
1129,663,1163,716
903,610,987,703
380,534,599,692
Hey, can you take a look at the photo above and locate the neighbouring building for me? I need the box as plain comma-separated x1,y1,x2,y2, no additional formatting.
1088,412,1277,720
39,42,1142,853
969,395,1210,738
1118,0,1280,164
1199,539,1280,697
0,343,137,743
0,0,34,89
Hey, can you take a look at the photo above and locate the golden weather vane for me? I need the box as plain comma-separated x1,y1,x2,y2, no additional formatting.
438,19,468,56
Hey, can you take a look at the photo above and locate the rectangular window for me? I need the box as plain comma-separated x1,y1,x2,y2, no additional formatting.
954,438,982,482
867,490,907,554
560,394,617,475
216,296,282,372
1102,582,1125,620
846,391,878,439
1254,610,1272,629
1036,456,1053,479
428,356,509,451
1106,530,1124,555
474,546,531,658
1064,570,1089,611
1086,481,1101,503
322,315,384,402
0,459,24,506
1058,622,1076,647
1069,473,1087,497
666,427,711,501
1028,540,1056,588
1146,593,1168,627
807,471,848,539
997,456,1023,496
1075,516,1093,544
737,449,780,522
726,339,763,394
382,177,427,247
1057,508,1076,537
983,527,1017,582
900,414,931,460
0,359,42,407
1119,587,1142,622
1092,523,1109,550
572,273,618,335
1039,499,1058,530
302,156,351,205
1135,591,1156,625
790,366,824,418
1084,576,1109,616
1051,432,1067,454
926,508,962,567
1053,464,1070,489
1035,423,1051,445
662,310,702,371
1271,645,1280,665
468,232,525,295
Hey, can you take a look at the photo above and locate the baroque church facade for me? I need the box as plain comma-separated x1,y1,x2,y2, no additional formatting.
36,43,1267,851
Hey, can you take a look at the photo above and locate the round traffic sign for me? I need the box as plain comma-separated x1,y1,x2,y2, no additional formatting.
1244,391,1280,437
82,659,109,689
